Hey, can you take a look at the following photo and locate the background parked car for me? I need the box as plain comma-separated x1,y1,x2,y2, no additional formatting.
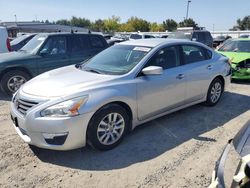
209,119,250,188
0,32,108,95
168,27,213,47
10,34,36,51
217,38,250,80
213,35,232,48
129,33,155,40
0,26,11,53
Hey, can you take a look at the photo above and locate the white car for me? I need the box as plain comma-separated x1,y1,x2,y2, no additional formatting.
0,27,11,53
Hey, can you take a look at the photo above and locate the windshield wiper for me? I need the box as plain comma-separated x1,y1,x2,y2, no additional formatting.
85,68,103,74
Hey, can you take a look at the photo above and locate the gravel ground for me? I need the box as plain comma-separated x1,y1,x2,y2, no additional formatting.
0,82,249,188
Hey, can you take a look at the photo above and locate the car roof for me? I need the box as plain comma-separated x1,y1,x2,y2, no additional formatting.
119,38,197,48
36,32,102,37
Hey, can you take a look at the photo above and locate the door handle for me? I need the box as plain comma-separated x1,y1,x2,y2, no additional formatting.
176,74,185,79
207,65,213,70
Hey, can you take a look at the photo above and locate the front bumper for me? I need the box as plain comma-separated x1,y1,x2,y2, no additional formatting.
209,140,250,188
231,64,250,80
10,100,94,151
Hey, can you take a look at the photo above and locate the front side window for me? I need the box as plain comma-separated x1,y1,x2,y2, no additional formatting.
82,45,151,75
182,45,207,64
40,36,67,55
146,46,180,70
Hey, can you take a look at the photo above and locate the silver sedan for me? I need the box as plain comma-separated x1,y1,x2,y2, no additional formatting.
10,39,231,150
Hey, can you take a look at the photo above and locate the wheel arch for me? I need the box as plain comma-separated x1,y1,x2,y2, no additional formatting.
0,66,33,81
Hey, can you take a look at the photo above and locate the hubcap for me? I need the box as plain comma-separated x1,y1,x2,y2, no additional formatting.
210,82,222,103
97,113,125,145
7,76,26,93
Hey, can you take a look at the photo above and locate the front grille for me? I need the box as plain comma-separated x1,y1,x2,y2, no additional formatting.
15,98,39,116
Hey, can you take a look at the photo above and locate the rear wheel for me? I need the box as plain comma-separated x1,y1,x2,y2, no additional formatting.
205,78,223,106
1,70,30,95
87,104,129,150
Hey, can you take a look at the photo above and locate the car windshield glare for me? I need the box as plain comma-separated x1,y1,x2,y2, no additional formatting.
218,40,250,53
82,45,151,75
20,34,47,54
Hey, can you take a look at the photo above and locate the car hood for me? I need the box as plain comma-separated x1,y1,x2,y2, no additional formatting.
22,65,118,98
0,51,34,63
217,51,250,63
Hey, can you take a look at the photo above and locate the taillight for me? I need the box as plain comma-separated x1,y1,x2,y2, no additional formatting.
6,38,12,52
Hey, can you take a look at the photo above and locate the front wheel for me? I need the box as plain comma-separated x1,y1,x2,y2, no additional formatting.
205,78,223,106
87,104,130,150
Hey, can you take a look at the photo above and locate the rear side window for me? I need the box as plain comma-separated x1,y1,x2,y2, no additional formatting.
90,36,106,48
69,35,90,53
181,45,207,64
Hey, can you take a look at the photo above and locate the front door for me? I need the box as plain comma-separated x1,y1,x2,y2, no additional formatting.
37,36,70,74
136,46,187,121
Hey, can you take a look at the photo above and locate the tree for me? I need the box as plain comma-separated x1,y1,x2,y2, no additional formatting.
163,19,177,31
91,19,105,32
126,17,150,32
70,16,91,28
104,16,121,32
56,19,70,26
150,22,165,32
231,15,250,30
179,18,197,28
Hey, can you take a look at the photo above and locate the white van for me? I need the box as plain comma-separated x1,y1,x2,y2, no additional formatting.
0,27,11,53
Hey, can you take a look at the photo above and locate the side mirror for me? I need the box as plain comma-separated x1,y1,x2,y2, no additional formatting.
142,66,163,76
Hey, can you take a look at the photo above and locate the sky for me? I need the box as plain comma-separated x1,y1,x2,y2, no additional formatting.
0,0,250,31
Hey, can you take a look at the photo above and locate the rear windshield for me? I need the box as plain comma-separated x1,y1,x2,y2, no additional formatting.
130,34,142,39
11,35,32,45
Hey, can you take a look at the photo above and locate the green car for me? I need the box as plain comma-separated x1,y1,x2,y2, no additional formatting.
0,32,108,95
217,38,250,80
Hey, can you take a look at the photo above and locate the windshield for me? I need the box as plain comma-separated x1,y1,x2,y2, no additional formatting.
168,32,191,40
20,34,47,54
218,40,250,53
82,45,151,75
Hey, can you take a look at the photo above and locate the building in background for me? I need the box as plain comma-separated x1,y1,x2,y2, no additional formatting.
0,21,89,38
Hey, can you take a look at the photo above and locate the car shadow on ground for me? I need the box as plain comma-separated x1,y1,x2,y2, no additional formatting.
32,91,250,171
0,92,11,101
232,79,250,85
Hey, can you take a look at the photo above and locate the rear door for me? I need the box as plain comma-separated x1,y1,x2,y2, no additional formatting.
37,35,70,74
68,34,92,65
180,44,213,103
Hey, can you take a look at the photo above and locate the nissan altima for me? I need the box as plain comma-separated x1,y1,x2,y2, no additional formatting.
10,39,231,151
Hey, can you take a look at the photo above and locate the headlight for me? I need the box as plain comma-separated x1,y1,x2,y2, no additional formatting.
40,96,88,117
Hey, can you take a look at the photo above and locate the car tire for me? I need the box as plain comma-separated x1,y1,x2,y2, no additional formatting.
87,104,130,150
1,70,30,95
205,78,223,106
